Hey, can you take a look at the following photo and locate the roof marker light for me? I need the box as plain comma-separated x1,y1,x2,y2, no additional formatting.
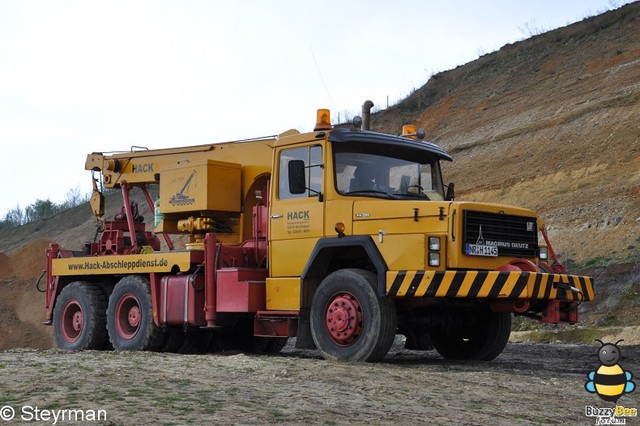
314,109,332,131
402,125,426,140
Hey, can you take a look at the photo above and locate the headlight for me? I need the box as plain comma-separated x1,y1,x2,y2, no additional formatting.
429,252,440,267
539,246,548,260
429,236,441,251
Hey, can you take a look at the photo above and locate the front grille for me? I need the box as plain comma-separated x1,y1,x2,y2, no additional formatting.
462,210,538,258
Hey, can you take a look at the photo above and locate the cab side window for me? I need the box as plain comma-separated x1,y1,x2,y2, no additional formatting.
279,146,322,199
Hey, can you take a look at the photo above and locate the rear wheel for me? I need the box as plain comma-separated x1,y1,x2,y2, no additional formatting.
430,309,511,361
107,275,163,351
53,282,108,350
310,269,396,362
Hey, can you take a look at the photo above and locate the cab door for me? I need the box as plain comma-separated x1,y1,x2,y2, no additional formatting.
269,144,324,280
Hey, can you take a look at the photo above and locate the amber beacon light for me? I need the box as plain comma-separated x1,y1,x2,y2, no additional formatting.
314,108,332,131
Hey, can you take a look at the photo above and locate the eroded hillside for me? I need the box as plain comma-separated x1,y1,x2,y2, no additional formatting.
373,2,640,265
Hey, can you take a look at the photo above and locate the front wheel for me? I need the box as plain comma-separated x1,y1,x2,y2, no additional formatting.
430,309,511,361
53,282,108,350
107,275,163,351
310,269,396,362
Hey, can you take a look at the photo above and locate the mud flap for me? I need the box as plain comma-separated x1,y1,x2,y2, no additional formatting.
295,308,317,349
542,300,578,323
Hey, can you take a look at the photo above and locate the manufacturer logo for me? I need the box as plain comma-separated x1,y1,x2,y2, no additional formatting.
169,170,196,206
465,225,498,257
584,339,637,424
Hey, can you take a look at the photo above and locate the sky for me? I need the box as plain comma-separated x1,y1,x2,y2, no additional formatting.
0,0,633,216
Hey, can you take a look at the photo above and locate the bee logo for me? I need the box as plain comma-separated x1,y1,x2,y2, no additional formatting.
585,339,636,402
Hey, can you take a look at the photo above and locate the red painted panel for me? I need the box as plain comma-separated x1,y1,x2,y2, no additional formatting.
160,274,206,326
216,268,267,313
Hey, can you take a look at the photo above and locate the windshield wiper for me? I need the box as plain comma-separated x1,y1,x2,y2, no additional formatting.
393,192,431,200
343,190,395,199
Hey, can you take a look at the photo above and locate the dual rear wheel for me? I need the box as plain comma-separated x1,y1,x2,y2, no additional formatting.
106,275,164,351
53,276,288,353
53,276,162,351
53,281,108,350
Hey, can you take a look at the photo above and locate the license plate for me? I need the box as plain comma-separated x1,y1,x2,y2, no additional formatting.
465,244,498,257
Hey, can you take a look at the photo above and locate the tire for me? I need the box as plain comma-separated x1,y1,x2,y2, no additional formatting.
53,281,108,351
107,275,164,351
310,269,397,362
399,308,435,350
431,309,511,361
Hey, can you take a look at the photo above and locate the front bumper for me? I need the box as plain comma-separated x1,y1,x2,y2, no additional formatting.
386,270,594,302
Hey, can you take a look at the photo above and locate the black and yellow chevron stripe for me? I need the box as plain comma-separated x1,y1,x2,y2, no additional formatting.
386,270,594,301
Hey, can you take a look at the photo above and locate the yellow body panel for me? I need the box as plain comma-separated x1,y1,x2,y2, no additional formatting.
353,200,449,222
350,200,448,271
268,238,317,277
269,193,324,277
269,142,325,278
160,159,241,214
353,217,446,235
266,277,301,310
87,139,275,190
52,252,194,276
374,234,425,271
324,200,354,235
86,139,276,243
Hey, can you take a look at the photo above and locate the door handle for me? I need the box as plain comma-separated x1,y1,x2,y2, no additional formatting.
271,214,283,219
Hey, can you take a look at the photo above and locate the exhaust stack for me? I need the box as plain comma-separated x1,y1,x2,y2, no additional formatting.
362,100,374,130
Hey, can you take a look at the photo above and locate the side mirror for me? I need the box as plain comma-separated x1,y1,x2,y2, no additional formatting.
445,182,455,201
288,160,306,194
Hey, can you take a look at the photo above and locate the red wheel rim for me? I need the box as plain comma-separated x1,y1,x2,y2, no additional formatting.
115,294,141,339
61,300,83,342
325,292,363,346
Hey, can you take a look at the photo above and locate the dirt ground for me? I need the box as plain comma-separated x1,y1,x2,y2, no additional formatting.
0,341,638,425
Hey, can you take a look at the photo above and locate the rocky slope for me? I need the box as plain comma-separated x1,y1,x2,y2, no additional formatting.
373,1,640,266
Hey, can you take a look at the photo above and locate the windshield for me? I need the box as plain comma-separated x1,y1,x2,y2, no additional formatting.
334,144,445,200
